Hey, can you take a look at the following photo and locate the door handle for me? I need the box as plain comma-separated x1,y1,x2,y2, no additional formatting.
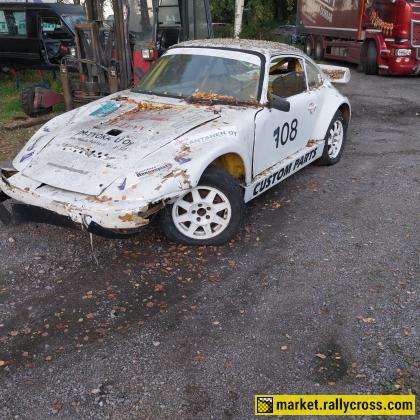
308,103,317,114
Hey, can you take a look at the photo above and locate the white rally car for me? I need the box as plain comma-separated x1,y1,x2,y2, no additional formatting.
0,40,351,245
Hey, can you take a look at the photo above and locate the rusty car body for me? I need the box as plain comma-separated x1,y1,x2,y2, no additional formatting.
0,39,351,245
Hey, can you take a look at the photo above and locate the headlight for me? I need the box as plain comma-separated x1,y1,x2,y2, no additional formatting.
141,49,154,60
70,47,76,57
393,49,411,57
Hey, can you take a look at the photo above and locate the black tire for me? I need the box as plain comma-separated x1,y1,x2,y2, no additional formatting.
314,37,324,61
364,41,378,75
304,35,314,58
159,166,244,246
316,110,347,166
21,84,53,118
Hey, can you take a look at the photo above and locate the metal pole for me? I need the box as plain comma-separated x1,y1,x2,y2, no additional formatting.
234,0,244,39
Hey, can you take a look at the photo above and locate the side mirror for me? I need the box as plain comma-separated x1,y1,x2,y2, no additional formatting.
268,95,291,112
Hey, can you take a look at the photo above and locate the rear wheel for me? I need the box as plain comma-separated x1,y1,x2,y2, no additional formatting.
363,41,378,75
304,35,314,58
159,166,244,245
316,111,347,166
21,84,52,118
314,37,324,61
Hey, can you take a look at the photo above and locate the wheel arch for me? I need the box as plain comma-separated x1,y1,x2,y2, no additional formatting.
190,148,251,187
312,98,351,141
338,102,351,128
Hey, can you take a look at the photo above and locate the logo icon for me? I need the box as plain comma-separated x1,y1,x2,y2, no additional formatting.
256,396,274,414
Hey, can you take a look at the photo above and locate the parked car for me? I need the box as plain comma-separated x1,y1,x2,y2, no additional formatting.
0,39,351,245
274,25,306,45
0,2,85,69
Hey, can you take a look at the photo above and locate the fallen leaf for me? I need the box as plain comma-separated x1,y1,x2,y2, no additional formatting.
10,331,18,336
316,353,327,360
52,400,63,412
281,346,288,351
154,284,164,292
86,313,95,319
0,360,5,367
44,356,52,361
356,316,375,323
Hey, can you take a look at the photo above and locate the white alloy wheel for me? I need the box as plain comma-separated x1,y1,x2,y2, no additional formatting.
327,119,344,159
172,186,232,240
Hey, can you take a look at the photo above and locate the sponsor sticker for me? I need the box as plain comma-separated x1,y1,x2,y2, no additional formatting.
90,102,121,118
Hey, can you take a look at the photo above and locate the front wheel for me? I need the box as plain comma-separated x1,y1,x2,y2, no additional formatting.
363,41,378,75
316,111,347,166
159,166,244,245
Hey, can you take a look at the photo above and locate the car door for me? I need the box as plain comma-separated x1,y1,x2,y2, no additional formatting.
0,8,41,66
253,55,319,176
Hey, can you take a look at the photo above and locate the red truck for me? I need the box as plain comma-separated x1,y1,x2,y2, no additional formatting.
297,0,420,75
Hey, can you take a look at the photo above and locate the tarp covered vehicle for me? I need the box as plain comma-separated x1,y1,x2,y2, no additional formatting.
0,40,351,245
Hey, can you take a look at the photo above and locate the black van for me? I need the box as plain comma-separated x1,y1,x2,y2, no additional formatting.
0,1,85,69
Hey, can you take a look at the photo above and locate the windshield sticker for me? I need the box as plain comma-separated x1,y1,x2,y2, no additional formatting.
90,102,121,117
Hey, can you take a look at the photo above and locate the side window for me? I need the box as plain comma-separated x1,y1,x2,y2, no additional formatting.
41,16,63,33
305,61,323,90
0,10,27,36
158,0,181,27
0,10,7,35
13,11,26,35
269,57,307,98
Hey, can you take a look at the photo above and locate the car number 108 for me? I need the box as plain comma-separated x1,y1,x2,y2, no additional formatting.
274,119,298,148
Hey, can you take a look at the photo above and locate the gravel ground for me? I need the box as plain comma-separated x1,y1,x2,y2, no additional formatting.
0,71,419,420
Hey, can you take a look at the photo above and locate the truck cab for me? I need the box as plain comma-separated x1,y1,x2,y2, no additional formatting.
298,0,420,76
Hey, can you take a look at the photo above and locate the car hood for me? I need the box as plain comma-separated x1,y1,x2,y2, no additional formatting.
22,96,220,196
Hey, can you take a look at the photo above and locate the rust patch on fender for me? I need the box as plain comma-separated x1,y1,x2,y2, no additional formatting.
118,212,148,225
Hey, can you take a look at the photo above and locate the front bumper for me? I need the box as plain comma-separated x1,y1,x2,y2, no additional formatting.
0,170,160,236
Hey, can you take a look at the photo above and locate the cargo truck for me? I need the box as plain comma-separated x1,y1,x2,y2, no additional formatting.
297,0,420,75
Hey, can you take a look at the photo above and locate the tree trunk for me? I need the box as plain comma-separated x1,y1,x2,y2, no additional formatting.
234,0,244,38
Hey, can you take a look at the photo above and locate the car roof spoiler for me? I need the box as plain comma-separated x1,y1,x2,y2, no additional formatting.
318,64,351,84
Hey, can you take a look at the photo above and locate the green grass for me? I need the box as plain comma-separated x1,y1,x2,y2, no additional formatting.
0,69,65,160
0,69,64,123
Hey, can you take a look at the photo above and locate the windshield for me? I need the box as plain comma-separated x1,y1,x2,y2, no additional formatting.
128,0,155,42
133,50,261,102
61,14,86,31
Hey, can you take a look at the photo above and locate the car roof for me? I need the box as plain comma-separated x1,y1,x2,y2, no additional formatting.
173,38,304,58
0,2,84,15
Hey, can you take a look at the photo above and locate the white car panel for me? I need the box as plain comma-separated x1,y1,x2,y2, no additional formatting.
0,40,351,237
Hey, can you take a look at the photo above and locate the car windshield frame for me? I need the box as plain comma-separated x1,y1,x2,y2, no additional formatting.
132,46,266,104
61,14,86,33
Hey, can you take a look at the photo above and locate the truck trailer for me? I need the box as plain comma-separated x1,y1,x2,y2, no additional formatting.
297,0,420,75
